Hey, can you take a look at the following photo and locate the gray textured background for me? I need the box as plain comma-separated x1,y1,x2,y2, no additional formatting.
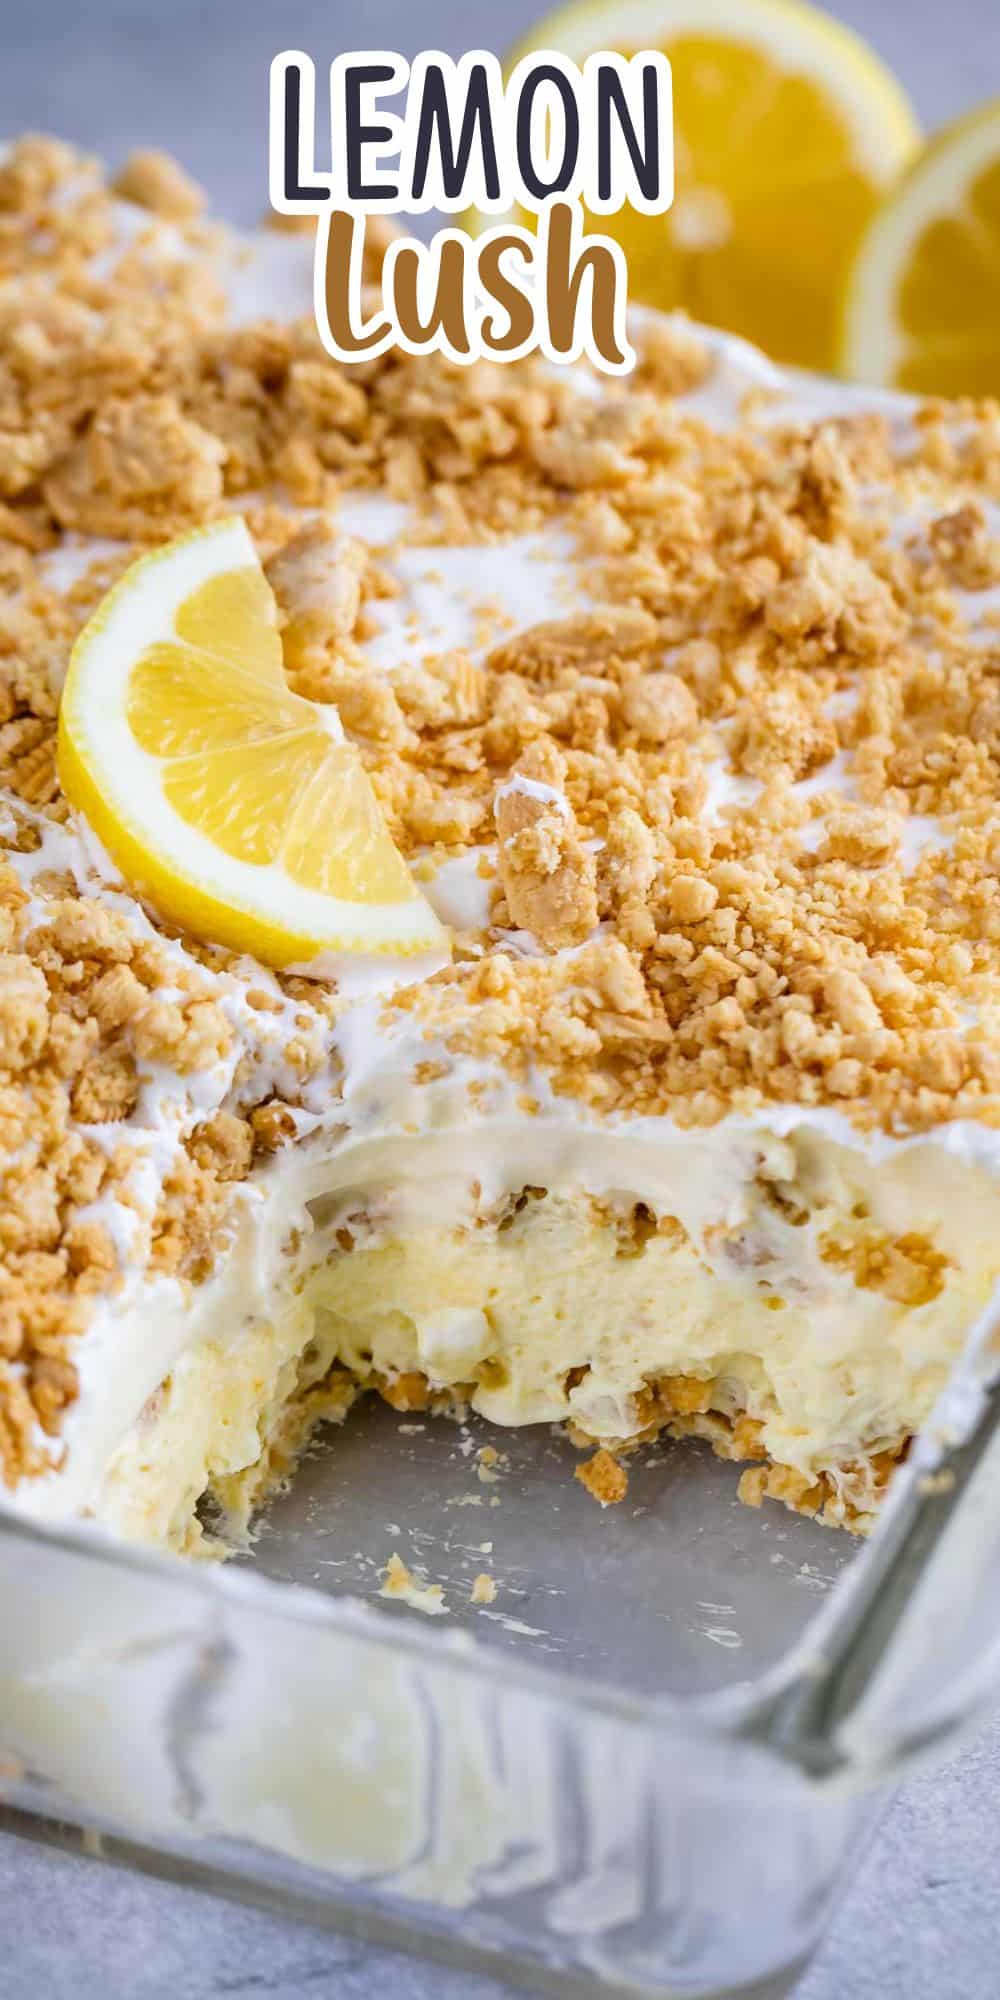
3,2,1000,1994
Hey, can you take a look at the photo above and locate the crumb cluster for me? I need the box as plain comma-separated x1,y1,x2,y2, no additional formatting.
390,404,1000,1134
0,788,342,1478
0,804,230,1473
3,135,1000,1486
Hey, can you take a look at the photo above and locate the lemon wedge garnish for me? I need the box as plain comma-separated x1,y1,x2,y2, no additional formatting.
842,97,1000,396
496,0,919,372
57,519,447,968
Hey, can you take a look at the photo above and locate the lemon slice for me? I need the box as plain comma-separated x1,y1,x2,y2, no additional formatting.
496,0,918,371
57,519,447,968
842,98,1000,396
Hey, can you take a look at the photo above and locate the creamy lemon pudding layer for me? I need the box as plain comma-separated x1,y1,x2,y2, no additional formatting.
4,137,1000,1551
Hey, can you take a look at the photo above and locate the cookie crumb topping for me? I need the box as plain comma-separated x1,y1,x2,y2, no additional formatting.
2,135,1000,1482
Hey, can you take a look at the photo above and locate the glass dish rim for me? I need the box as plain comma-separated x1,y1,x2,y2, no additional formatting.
5,1385,999,1802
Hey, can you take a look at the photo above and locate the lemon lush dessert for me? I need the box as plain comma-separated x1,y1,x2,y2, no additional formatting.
3,136,1000,1556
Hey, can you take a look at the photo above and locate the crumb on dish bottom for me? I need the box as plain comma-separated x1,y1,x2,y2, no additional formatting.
88,1173,966,1554
227,1365,906,1544
96,1351,907,1560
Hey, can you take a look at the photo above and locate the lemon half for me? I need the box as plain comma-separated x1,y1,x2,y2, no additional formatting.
842,96,1000,396
57,519,447,969
496,0,919,371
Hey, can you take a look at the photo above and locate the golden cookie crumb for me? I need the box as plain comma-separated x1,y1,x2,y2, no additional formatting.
112,149,205,219
494,752,598,950
575,1448,628,1506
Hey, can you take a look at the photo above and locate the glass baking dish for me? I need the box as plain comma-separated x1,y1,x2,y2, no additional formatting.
3,1357,1000,2000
